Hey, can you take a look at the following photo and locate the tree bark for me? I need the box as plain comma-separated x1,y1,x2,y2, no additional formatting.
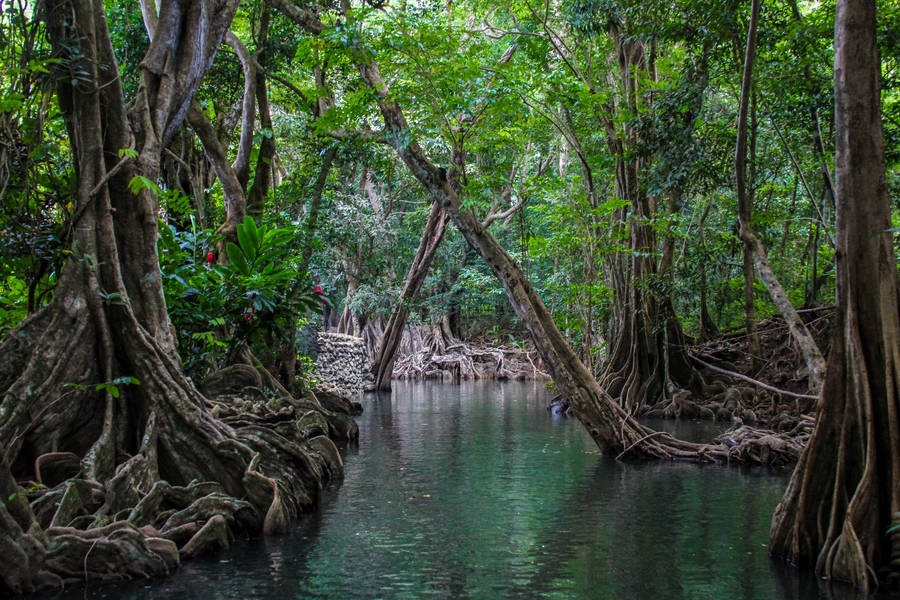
735,0,762,372
247,4,276,215
187,104,247,250
371,200,449,391
598,37,705,412
769,0,900,591
224,31,256,190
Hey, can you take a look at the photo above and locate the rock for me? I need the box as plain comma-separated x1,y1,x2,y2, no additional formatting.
548,397,569,417
312,333,374,396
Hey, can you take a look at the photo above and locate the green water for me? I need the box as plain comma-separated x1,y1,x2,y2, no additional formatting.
54,380,842,599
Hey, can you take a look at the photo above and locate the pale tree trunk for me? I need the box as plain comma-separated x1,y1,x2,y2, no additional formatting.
371,200,449,391
0,1,347,593
769,0,900,591
187,104,247,252
734,0,825,392
248,4,277,215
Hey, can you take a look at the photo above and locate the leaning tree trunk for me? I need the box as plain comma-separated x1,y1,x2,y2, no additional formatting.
0,1,348,593
344,51,714,460
769,0,900,591
372,200,449,391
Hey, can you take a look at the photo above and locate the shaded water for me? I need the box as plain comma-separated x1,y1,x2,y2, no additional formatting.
55,381,842,599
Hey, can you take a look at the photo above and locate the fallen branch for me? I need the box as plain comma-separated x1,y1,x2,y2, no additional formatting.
689,352,818,401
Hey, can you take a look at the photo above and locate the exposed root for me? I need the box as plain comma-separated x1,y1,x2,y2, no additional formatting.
717,425,808,467
392,324,550,382
0,320,364,595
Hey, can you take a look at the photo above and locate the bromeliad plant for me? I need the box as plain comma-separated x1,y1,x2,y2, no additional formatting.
159,216,327,376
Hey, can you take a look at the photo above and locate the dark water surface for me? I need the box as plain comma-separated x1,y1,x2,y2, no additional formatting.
54,381,844,599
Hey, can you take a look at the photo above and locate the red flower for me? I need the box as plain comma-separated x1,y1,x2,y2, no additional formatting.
205,252,214,264
313,284,324,295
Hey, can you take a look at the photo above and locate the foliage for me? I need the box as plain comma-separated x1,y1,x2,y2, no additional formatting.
1,0,898,374
158,216,325,376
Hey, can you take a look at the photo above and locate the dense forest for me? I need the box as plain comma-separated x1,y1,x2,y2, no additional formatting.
0,0,898,595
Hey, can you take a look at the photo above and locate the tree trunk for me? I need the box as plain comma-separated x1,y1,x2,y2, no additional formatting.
0,1,346,593
697,195,719,341
734,0,825,391
247,4,276,215
769,0,900,591
345,51,712,460
274,146,336,389
735,0,762,372
596,35,707,413
372,200,449,391
187,104,247,251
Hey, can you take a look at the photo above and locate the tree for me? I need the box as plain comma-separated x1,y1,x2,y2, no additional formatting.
371,200,449,391
769,0,900,591
275,1,725,461
734,0,826,393
0,0,348,592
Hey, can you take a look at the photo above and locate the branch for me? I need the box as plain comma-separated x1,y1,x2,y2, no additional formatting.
89,154,133,197
268,0,326,34
482,195,527,229
688,353,819,401
224,31,256,188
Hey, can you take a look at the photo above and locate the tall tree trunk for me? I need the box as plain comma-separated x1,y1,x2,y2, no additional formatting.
247,3,276,215
770,0,900,591
734,0,825,391
697,195,719,340
0,1,345,593
371,200,449,391
274,146,336,389
735,0,762,372
597,35,706,413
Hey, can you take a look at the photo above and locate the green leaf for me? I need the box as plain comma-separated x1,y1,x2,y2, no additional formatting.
226,242,250,275
96,383,120,398
237,218,258,263
243,216,261,252
127,175,161,196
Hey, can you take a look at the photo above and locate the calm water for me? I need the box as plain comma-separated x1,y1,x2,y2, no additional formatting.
52,381,851,600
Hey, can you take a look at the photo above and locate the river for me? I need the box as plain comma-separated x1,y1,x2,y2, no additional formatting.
53,380,842,599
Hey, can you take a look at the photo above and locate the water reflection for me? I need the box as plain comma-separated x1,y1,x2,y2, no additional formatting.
51,381,865,600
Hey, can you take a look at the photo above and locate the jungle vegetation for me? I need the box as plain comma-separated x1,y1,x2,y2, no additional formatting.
0,0,898,594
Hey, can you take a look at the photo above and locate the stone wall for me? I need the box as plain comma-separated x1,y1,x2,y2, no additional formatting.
313,332,374,395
